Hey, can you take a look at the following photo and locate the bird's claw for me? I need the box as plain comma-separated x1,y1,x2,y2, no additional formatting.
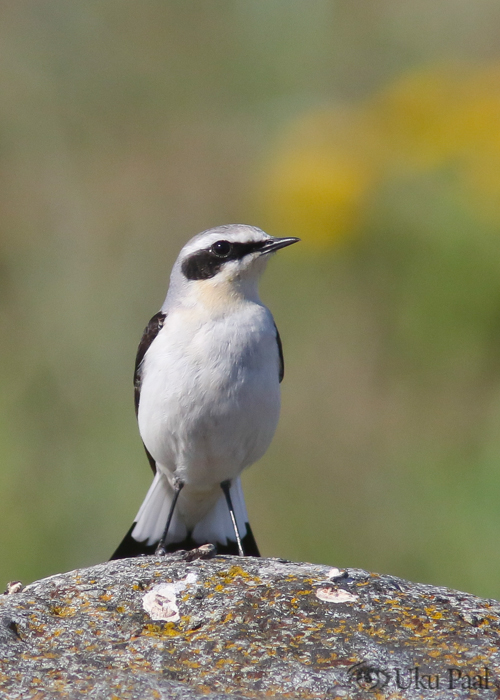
154,543,216,561
181,544,217,562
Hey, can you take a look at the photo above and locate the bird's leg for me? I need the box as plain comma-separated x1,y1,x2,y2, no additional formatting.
220,480,244,556
155,478,184,555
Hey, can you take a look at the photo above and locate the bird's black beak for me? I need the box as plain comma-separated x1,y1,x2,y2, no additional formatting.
259,236,300,255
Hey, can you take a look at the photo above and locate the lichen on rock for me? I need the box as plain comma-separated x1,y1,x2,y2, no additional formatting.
0,555,499,698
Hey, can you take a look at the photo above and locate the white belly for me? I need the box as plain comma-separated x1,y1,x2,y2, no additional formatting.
137,302,281,495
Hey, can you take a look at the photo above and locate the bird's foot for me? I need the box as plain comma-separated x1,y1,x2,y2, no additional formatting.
154,543,217,560
181,544,217,562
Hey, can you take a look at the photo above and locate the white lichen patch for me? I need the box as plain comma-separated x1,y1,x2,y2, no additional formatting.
143,584,179,622
142,573,198,622
316,587,358,603
327,568,346,579
3,581,24,595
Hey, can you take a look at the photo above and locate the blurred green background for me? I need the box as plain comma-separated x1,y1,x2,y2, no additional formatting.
2,0,500,598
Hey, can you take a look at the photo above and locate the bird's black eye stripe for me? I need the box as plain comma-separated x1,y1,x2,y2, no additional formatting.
181,240,266,280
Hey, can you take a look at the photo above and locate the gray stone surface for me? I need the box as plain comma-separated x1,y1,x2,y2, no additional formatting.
0,555,499,698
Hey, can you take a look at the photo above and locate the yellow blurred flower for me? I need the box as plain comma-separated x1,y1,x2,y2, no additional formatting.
258,63,500,247
259,109,376,248
372,64,500,223
369,67,465,170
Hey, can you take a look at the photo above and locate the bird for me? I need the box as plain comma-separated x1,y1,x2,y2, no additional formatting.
111,224,299,560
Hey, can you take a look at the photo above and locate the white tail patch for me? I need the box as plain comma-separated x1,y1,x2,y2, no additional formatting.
191,477,249,545
131,473,249,547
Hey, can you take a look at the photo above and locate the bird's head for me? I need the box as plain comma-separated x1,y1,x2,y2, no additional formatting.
166,224,299,309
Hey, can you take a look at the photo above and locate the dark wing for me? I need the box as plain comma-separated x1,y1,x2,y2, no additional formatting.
274,322,284,383
134,311,166,413
134,310,166,473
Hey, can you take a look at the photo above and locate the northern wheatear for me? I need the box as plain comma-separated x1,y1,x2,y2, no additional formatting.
111,224,299,559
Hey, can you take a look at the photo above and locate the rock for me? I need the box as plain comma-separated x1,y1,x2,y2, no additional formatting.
0,555,499,698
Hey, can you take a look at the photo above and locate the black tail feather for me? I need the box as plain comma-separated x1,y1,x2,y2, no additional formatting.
110,523,157,560
110,521,260,560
